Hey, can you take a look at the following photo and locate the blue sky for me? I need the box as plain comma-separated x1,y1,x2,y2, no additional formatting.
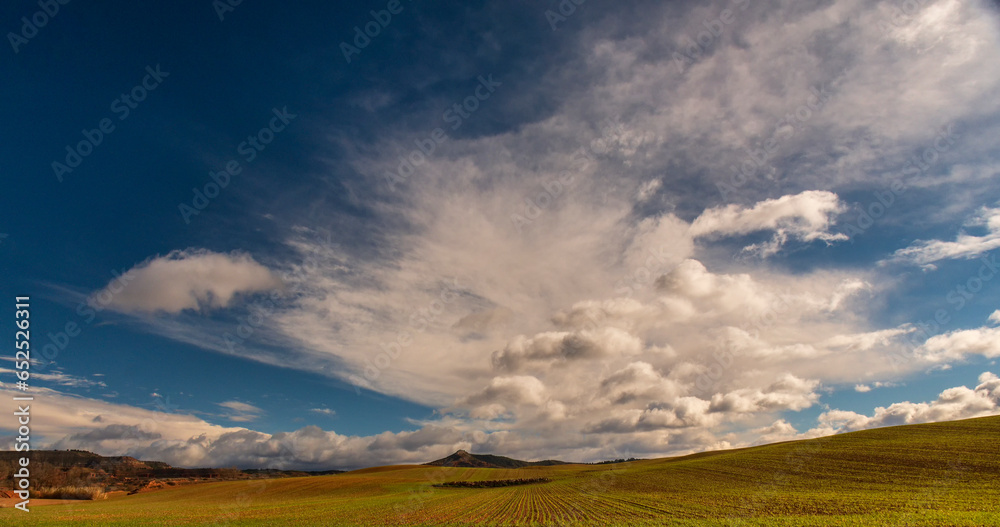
1,0,1000,469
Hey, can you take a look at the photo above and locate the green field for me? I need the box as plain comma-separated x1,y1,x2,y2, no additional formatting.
4,415,999,526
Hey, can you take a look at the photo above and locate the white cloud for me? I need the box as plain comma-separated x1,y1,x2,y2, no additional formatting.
0,385,236,454
636,179,662,202
461,376,550,420
990,310,1000,325
745,372,1000,444
752,419,801,444
709,375,820,414
854,381,898,393
689,191,848,256
94,249,283,314
888,205,1000,267
916,325,1000,363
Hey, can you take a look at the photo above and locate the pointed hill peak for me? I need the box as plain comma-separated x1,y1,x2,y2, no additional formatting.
424,450,569,469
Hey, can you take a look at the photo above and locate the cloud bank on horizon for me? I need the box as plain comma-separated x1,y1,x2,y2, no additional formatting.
5,0,1000,469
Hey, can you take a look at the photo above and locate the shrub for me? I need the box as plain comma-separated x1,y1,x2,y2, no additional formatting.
433,478,551,488
34,485,108,500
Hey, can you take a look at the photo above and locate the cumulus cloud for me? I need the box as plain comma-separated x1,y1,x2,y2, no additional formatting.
459,376,565,421
854,381,898,393
94,249,283,314
491,327,643,371
598,362,683,406
689,191,848,256
916,325,1000,363
3,370,997,470
818,372,1000,433
0,384,503,470
441,261,890,448
888,205,1000,267
752,419,800,444
0,385,237,457
708,375,820,414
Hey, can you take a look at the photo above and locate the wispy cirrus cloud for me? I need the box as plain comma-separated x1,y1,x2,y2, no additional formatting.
0,367,107,390
887,205,1000,268
217,400,266,423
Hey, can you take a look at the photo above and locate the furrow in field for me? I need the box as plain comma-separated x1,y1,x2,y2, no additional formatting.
575,491,665,520
550,486,601,522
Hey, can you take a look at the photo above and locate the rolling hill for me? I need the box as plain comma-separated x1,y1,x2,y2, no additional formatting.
0,450,171,472
424,449,569,469
2,415,999,525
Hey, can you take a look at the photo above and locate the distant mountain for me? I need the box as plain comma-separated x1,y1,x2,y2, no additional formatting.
424,450,569,469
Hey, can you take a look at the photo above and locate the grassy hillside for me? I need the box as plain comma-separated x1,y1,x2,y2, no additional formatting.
3,415,999,526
